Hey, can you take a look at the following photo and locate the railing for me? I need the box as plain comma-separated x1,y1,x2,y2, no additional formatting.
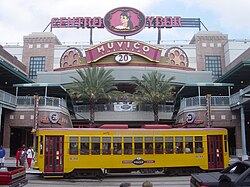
0,89,16,106
74,104,174,113
229,85,250,106
16,96,67,108
180,96,230,110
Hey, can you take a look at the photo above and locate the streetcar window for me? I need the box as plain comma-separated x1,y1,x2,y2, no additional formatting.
102,137,111,155
124,137,132,154
145,137,153,154
80,137,89,155
165,137,173,154
40,136,43,155
224,135,228,152
195,136,203,153
185,136,193,153
175,136,183,153
113,137,122,155
91,137,100,155
69,137,78,155
134,137,143,154
155,137,163,154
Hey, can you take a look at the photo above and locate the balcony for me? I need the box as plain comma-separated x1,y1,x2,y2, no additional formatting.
73,104,174,122
179,96,230,110
0,89,16,109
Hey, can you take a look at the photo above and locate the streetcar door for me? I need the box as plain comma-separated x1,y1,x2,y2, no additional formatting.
207,135,224,169
44,136,64,173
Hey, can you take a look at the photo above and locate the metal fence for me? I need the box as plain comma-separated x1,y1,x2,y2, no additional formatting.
180,96,230,110
16,96,67,108
0,89,16,106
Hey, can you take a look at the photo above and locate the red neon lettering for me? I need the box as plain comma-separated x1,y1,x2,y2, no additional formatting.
51,18,60,28
59,17,68,28
146,16,155,28
74,17,83,28
174,16,182,26
67,17,76,28
92,17,103,28
155,16,164,27
84,17,93,28
165,17,173,28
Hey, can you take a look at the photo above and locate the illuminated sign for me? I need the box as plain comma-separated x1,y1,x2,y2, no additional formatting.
85,39,162,63
114,54,132,64
103,7,146,36
50,7,201,35
51,15,182,29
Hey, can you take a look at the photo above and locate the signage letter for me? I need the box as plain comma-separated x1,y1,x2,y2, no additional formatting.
51,18,60,28
92,17,103,28
84,17,93,28
107,42,114,49
60,17,67,28
134,42,140,49
146,16,155,28
156,16,164,27
174,16,182,26
97,45,105,53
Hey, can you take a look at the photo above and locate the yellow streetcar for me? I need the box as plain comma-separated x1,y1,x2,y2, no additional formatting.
35,125,229,178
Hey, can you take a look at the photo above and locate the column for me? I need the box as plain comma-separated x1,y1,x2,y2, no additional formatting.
240,106,248,160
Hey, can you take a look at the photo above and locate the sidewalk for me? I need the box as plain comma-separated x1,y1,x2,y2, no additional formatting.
4,157,42,174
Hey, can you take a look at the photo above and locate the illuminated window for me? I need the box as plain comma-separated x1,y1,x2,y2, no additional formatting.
29,56,45,79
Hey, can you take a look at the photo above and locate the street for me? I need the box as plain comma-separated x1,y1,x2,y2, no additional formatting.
26,173,191,187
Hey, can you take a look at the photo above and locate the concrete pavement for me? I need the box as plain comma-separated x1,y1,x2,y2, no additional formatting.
4,157,41,174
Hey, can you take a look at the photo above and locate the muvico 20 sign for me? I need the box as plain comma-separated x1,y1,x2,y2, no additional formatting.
85,39,162,63
50,7,201,37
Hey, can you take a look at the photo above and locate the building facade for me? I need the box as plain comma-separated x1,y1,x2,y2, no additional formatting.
1,7,250,159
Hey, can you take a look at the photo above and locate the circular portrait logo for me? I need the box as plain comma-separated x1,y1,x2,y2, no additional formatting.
49,112,60,124
104,7,146,36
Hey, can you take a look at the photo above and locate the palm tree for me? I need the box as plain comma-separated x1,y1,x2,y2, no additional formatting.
68,67,117,126
131,71,175,123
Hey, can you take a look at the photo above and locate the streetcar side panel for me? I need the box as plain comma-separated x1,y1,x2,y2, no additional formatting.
35,128,229,177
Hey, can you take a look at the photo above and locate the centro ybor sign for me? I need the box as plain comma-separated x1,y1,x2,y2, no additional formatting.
85,39,162,63
49,6,201,38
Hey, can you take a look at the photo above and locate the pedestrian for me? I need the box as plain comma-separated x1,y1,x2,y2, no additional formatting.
19,146,26,167
26,146,34,169
15,148,22,167
0,145,6,167
142,180,153,187
120,182,131,187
